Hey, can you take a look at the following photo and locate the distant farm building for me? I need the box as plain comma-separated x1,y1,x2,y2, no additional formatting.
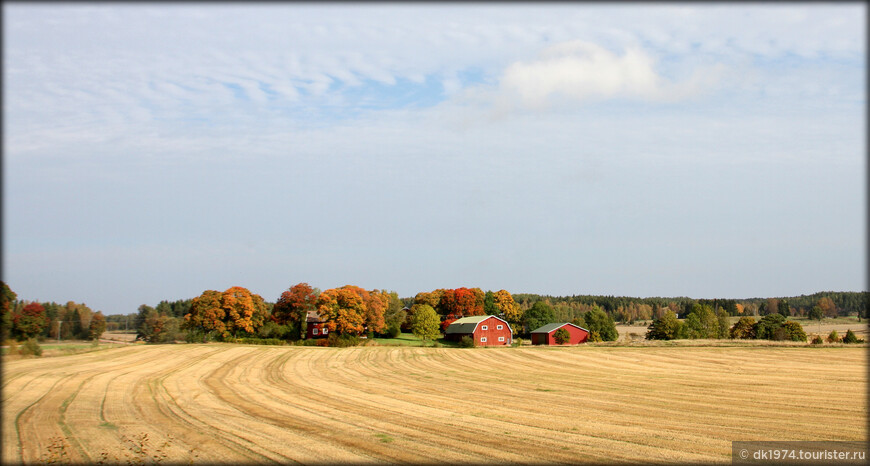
306,311,329,339
445,316,512,346
530,323,589,345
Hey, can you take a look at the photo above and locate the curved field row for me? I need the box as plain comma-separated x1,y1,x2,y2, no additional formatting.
3,345,866,464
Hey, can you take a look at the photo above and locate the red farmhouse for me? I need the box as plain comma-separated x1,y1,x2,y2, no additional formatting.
445,315,512,346
530,322,589,345
306,311,329,339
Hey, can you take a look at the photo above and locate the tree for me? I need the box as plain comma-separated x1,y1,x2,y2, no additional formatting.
553,327,571,345
729,317,757,339
88,312,107,340
646,311,682,340
755,314,786,340
842,329,862,344
316,287,366,336
523,301,556,335
411,304,440,341
183,287,268,339
827,330,840,343
383,291,406,335
817,297,837,318
716,306,730,338
483,290,498,315
777,299,791,317
493,290,522,335
685,304,718,339
584,307,618,341
780,321,807,342
273,283,318,339
1,281,16,342
14,302,48,339
440,288,484,317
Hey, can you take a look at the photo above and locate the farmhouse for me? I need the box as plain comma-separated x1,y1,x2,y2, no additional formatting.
445,315,512,346
306,310,329,339
530,322,589,345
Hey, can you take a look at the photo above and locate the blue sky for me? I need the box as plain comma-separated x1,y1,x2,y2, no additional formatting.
3,4,866,315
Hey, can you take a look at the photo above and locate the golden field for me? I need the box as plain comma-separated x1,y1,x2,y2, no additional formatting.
3,344,866,464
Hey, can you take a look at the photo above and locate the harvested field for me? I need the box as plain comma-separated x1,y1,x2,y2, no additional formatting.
2,344,866,464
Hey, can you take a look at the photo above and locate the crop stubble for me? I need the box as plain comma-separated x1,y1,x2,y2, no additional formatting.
2,344,865,464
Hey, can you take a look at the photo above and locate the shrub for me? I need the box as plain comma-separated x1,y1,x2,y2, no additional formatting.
781,321,807,342
386,323,401,338
729,317,757,339
647,311,681,340
827,330,840,343
19,338,42,357
327,333,360,348
811,335,824,345
458,336,475,348
553,327,571,345
842,329,863,344
755,314,786,340
588,331,602,343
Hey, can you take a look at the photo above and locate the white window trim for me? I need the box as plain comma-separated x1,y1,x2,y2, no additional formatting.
480,337,487,343
322,328,328,334
498,336,505,342
312,328,319,335
481,325,488,330
497,325,503,330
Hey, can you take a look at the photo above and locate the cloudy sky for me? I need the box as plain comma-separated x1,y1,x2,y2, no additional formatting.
3,4,866,314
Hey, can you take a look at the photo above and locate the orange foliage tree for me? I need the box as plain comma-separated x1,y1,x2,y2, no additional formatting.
493,290,522,334
184,287,267,339
439,287,484,317
273,283,318,339
316,287,366,335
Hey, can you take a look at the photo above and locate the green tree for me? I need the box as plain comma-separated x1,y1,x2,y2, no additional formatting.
729,317,757,339
777,299,791,317
483,290,498,315
88,312,107,340
553,327,571,345
685,304,718,339
646,311,683,340
755,314,786,340
827,330,840,343
842,329,862,344
383,291,406,334
584,307,618,341
716,306,730,338
523,301,556,335
411,304,440,341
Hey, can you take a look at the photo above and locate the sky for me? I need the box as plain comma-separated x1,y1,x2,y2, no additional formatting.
3,3,866,315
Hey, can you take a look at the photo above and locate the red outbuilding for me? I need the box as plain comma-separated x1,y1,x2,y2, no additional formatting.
530,322,589,345
445,315,513,346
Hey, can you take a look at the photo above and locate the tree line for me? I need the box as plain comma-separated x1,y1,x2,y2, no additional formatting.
1,282,106,343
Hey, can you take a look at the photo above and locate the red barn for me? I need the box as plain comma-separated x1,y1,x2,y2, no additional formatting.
530,323,589,345
306,311,329,339
445,316,512,346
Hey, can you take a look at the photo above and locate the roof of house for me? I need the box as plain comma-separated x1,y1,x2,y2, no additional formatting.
445,315,510,334
306,311,323,323
530,322,589,334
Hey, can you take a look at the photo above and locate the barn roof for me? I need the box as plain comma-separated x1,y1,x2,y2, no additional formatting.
445,315,510,334
530,322,589,334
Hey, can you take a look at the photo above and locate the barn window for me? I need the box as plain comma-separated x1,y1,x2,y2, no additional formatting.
313,328,319,335
497,325,503,330
498,337,505,342
480,337,487,343
322,328,328,334
481,325,488,330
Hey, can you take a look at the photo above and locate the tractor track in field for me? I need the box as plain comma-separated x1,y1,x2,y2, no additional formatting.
3,344,866,464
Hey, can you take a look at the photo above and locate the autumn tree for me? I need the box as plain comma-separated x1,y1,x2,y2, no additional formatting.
183,287,268,340
273,283,318,339
1,281,17,341
440,288,485,317
493,290,522,334
316,287,366,336
729,317,757,339
14,302,48,340
411,304,440,341
817,297,837,318
88,311,107,340
646,311,683,340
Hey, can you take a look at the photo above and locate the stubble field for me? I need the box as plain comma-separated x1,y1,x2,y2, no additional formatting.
3,344,866,464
